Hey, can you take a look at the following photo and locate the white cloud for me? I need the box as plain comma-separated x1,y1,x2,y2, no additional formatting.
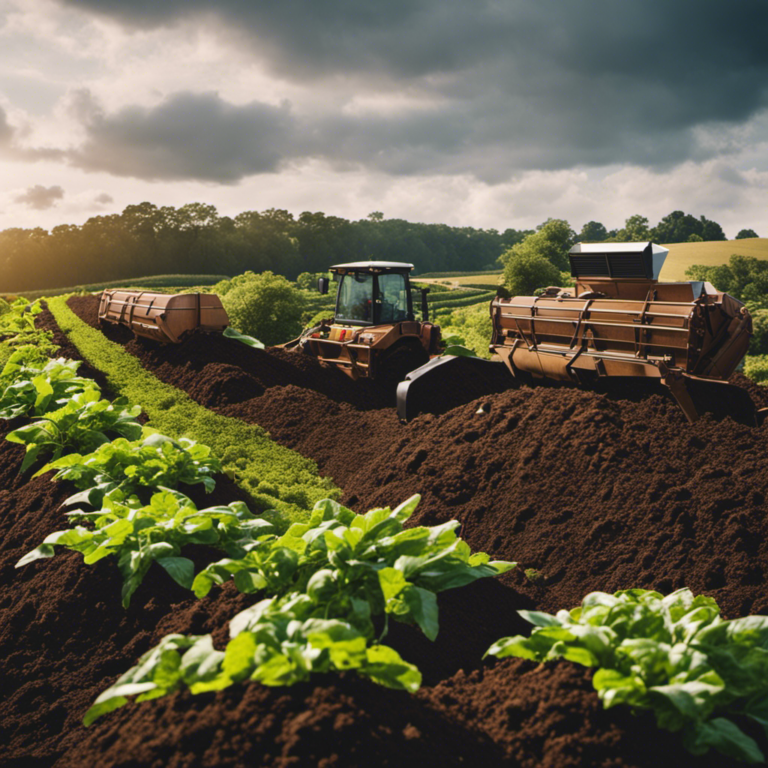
0,0,767,237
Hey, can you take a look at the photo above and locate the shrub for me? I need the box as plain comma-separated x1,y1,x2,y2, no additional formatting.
220,271,306,346
502,252,561,296
745,354,768,384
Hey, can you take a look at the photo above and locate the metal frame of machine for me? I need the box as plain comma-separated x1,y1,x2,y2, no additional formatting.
488,242,752,422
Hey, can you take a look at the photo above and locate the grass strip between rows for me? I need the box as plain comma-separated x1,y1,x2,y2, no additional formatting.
47,295,339,524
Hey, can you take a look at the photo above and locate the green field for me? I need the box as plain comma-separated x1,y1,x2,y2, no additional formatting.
417,273,501,287
660,238,768,281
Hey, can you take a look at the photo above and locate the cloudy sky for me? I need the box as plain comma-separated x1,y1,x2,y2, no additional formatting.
2,0,768,237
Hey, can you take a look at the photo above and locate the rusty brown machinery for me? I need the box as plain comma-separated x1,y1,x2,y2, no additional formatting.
283,261,442,380
489,242,752,422
98,290,229,343
397,243,755,423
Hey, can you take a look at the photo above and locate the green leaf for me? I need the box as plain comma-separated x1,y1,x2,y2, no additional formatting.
223,326,265,348
157,557,195,589
16,543,56,567
686,718,764,764
519,610,561,628
364,645,421,692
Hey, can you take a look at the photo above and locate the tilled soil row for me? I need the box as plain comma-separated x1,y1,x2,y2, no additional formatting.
0,297,763,766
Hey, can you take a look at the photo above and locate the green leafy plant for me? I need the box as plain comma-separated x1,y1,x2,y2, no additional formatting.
83,495,515,724
0,298,41,335
191,495,514,637
48,295,338,519
222,326,265,349
0,352,95,420
39,428,222,507
487,588,768,763
6,388,142,472
0,299,58,362
17,491,272,607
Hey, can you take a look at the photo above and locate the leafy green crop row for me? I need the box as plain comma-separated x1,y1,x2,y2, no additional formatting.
85,494,514,724
428,292,496,310
19,490,273,607
47,295,339,521
487,588,768,763
0,298,58,366
2,341,257,604
19,274,231,301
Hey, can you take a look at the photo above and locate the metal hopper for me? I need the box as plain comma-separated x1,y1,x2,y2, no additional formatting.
98,290,229,343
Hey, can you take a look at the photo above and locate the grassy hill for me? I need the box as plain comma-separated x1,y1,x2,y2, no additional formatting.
660,238,768,281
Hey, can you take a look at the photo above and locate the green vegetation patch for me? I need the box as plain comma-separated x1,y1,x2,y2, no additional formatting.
47,295,339,521
84,494,515,725
19,274,231,301
488,588,768,764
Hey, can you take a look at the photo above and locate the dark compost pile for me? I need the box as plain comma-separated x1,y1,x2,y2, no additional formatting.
1,294,767,767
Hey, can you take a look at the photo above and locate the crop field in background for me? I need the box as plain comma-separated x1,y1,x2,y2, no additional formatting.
660,238,768,281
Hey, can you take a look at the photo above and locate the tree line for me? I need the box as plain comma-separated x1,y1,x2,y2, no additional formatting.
0,202,758,293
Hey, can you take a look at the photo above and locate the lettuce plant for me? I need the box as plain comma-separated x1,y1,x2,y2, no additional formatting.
38,428,222,507
0,353,96,420
487,588,768,764
83,495,515,724
191,495,513,640
6,388,142,472
16,491,272,607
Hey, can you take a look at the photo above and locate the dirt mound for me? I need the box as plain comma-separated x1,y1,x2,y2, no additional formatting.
2,297,765,766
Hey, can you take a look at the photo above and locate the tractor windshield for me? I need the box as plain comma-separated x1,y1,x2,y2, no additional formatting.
336,272,374,323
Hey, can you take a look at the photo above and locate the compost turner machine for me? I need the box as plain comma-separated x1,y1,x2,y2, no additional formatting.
398,242,756,424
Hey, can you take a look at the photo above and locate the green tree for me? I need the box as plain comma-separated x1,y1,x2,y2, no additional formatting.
688,233,703,242
578,221,608,242
615,214,651,242
736,229,759,239
219,271,307,345
502,252,562,296
651,211,726,244
500,219,574,272
685,254,768,309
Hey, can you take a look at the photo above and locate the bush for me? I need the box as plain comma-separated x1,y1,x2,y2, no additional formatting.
219,271,307,346
502,252,562,296
0,298,10,316
745,354,768,384
438,303,494,358
749,311,768,356
499,219,574,272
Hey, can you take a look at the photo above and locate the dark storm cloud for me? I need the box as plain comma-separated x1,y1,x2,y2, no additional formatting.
51,1,768,178
67,92,295,181
14,185,64,210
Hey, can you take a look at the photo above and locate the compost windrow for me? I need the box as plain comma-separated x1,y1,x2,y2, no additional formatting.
8,295,761,767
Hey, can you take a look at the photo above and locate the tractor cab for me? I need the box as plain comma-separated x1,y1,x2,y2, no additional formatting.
319,261,418,326
286,261,439,380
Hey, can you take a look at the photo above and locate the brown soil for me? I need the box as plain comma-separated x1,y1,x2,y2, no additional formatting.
1,295,765,767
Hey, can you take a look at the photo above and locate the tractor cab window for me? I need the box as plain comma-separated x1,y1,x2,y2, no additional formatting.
336,272,374,323
377,272,409,323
